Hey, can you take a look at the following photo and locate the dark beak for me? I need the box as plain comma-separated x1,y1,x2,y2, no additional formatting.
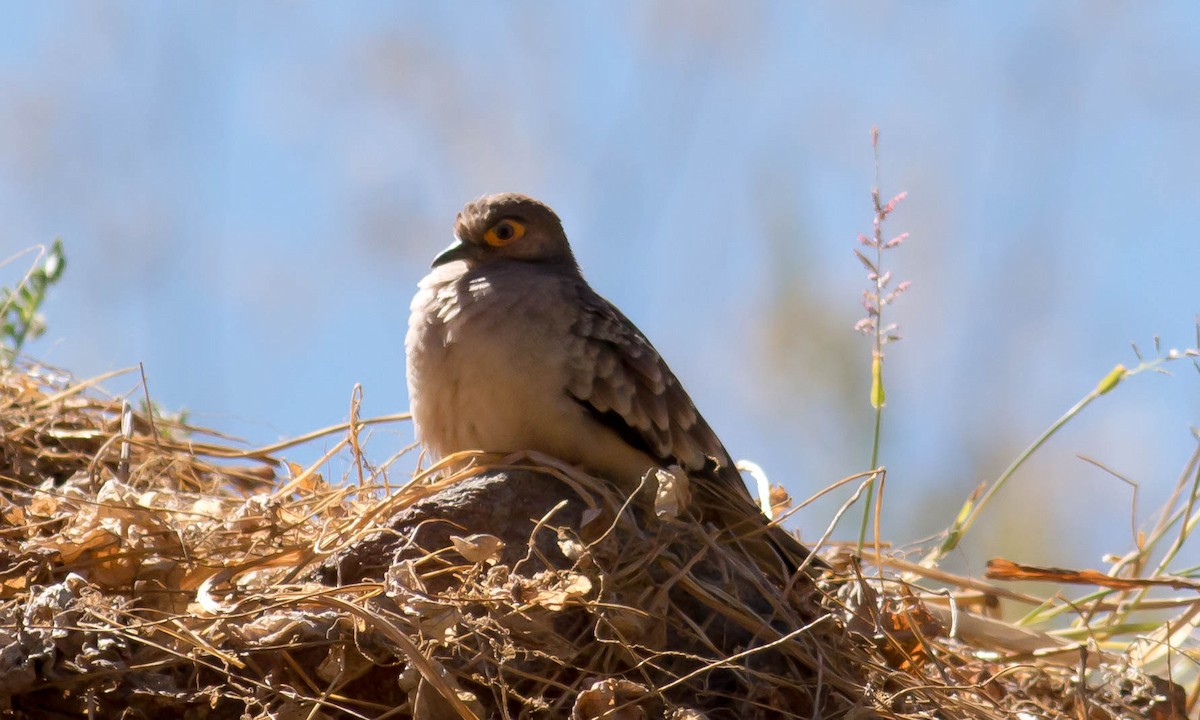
432,239,471,268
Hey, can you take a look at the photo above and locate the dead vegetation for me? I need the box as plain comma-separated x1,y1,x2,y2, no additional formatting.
0,360,1193,719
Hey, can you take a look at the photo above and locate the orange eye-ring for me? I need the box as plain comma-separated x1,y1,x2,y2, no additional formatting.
484,219,526,247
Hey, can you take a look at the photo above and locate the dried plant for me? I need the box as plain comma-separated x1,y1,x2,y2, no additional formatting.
0,360,1187,719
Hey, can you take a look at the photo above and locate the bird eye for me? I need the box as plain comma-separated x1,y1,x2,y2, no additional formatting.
484,219,526,247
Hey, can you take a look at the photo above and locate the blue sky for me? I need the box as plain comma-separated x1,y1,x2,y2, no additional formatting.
1,3,1197,572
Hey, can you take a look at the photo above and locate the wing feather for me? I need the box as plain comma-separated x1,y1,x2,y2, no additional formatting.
565,285,749,501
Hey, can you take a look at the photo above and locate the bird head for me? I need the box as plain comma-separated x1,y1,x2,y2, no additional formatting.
434,193,578,270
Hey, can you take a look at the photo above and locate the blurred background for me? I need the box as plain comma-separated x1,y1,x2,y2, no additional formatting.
1,3,1197,573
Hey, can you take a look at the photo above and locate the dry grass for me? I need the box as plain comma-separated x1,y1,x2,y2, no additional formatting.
0,360,1192,719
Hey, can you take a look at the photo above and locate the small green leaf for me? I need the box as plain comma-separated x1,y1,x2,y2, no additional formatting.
1096,364,1127,395
870,353,886,409
43,239,66,281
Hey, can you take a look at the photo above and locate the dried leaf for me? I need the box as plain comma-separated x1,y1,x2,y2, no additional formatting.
450,533,505,565
572,678,652,720
653,466,689,519
986,558,1200,591
557,530,587,562
533,571,592,611
768,484,793,517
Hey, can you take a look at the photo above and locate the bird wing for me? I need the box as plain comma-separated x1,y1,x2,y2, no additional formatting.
563,284,754,503
563,283,820,573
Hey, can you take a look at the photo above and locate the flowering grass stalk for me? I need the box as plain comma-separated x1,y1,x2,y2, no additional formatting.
854,128,909,554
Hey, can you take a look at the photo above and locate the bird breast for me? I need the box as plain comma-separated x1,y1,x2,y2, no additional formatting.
405,262,581,461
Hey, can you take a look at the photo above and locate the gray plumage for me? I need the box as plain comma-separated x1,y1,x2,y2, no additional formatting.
406,192,757,510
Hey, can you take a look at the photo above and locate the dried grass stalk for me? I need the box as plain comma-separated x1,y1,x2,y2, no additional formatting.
0,362,1187,719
